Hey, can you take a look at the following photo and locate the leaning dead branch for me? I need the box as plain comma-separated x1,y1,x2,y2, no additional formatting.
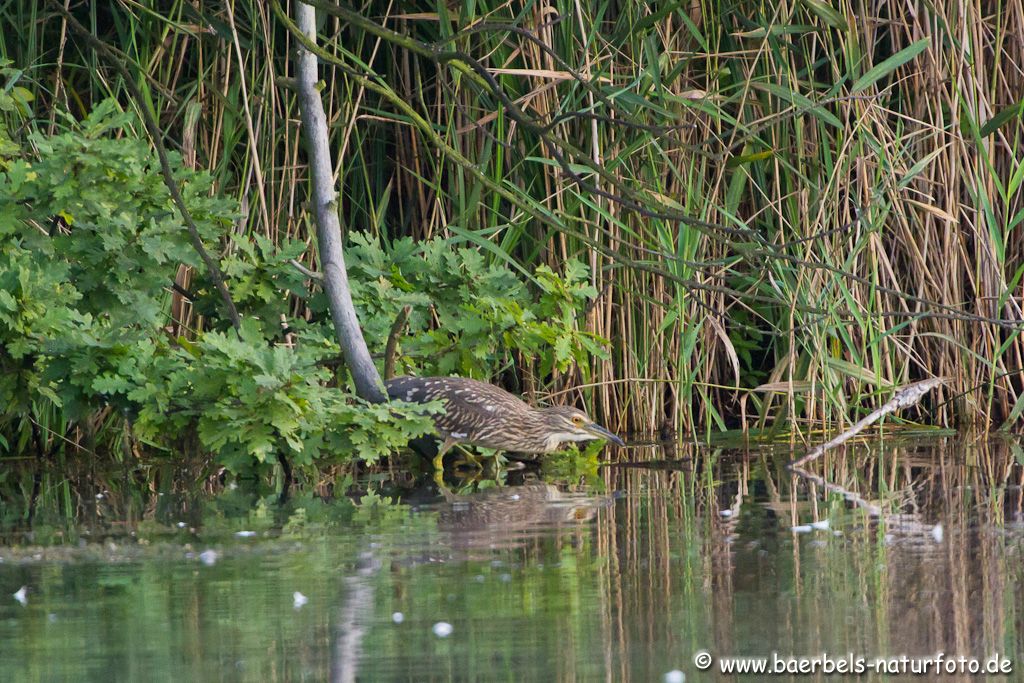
788,377,949,468
292,1,386,403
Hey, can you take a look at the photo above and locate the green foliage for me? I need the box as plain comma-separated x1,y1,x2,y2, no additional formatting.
0,101,443,472
0,99,607,473
207,233,311,335
1,99,232,326
127,321,440,473
0,61,30,158
540,439,606,487
347,234,608,378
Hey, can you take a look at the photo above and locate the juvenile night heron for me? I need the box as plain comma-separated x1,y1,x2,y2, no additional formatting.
385,376,624,471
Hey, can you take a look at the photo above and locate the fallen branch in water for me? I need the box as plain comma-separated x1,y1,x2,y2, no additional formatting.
788,377,949,468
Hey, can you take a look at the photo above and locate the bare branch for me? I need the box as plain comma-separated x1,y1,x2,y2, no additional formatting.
293,1,386,403
789,377,948,467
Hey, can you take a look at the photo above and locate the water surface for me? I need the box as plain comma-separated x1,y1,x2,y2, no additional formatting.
1,437,1022,681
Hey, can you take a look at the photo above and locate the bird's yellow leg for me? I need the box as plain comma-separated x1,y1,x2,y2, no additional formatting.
433,437,456,475
453,444,483,470
480,453,502,479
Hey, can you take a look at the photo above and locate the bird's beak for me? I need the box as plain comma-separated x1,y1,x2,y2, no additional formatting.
586,422,625,447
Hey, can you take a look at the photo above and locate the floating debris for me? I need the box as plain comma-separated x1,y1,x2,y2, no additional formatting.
791,525,813,533
176,522,187,528
432,621,453,638
293,592,308,609
664,670,686,683
13,586,27,606
234,531,257,538
199,549,218,566
810,520,831,531
391,612,404,624
95,493,104,500
931,523,944,543
719,509,733,518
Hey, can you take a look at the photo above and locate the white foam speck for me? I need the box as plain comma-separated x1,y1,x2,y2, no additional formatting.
432,622,453,638
391,612,404,624
13,586,27,606
199,549,218,566
664,670,686,683
293,592,308,609
931,523,944,543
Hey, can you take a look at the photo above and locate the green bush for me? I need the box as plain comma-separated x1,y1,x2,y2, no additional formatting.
0,99,439,472
347,234,608,378
0,97,607,473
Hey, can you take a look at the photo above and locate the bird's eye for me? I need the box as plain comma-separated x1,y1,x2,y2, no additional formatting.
573,416,584,425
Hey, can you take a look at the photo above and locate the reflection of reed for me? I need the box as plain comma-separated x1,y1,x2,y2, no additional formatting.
589,438,1024,680
599,444,706,682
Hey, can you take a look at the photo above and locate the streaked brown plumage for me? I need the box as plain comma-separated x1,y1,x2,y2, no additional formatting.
385,376,623,468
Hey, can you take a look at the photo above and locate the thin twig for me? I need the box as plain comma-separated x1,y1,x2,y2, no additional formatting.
289,258,324,281
383,305,411,381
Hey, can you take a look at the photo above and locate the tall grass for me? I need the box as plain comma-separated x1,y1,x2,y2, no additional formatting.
3,0,1023,437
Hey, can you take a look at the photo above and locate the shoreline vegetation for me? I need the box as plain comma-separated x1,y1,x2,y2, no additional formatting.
2,1,1024,478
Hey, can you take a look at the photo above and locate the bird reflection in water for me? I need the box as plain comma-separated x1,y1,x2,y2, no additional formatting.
396,481,614,561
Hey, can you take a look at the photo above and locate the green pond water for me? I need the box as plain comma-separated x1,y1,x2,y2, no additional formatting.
1,437,1022,681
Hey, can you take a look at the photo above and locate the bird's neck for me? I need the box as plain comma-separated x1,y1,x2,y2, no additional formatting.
529,408,565,452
